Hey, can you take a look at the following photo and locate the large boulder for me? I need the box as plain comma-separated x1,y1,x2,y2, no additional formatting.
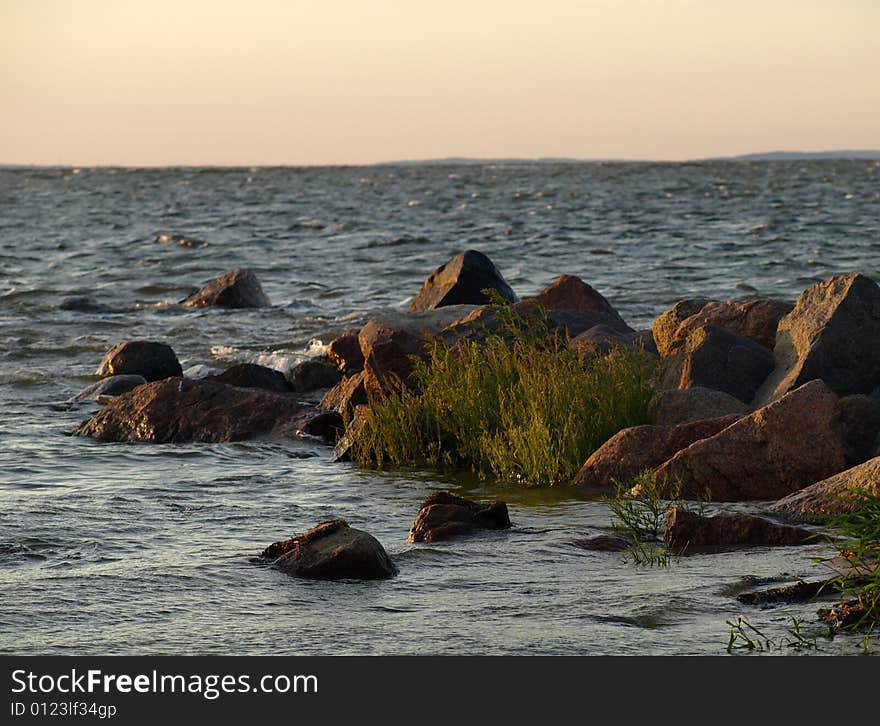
262,520,397,580
770,456,880,522
408,250,517,312
754,272,880,406
73,377,303,443
359,320,428,394
652,298,711,356
528,274,626,325
408,491,511,542
319,371,368,413
673,298,793,351
288,358,342,393
574,415,741,489
659,325,774,404
664,507,813,551
96,341,182,382
326,330,364,376
180,268,270,308
206,363,293,393
651,380,847,501
648,387,749,426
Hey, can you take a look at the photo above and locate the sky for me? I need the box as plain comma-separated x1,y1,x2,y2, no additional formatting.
2,0,878,166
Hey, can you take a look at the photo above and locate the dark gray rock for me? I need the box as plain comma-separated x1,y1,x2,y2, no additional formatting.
288,358,343,393
664,507,814,551
180,268,270,308
96,341,182,382
206,363,293,393
68,375,148,403
408,250,517,312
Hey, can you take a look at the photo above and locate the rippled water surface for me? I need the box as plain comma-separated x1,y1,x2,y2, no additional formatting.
1,161,879,655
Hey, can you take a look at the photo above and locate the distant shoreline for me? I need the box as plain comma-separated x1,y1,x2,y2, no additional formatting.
2,150,879,170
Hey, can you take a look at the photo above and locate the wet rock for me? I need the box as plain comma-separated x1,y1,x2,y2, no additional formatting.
330,405,370,462
359,320,428,394
326,330,364,376
754,272,880,406
546,309,633,337
319,371,368,413
59,295,105,312
652,298,711,356
574,415,741,489
73,377,303,443
819,599,872,631
96,341,182,382
672,297,793,351
206,363,293,393
648,387,749,426
180,268,270,308
565,534,631,552
659,325,774,403
262,519,397,580
408,250,517,312
652,380,847,501
570,326,657,356
770,456,880,522
831,394,880,466
664,507,814,551
528,274,626,324
408,491,511,542
292,409,345,443
736,580,829,606
68,375,148,403
288,358,342,393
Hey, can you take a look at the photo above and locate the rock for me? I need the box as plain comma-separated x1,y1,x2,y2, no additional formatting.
659,325,775,403
565,534,631,552
664,507,814,551
574,415,741,489
754,272,880,406
831,394,880,466
359,320,428,394
528,274,626,323
96,341,182,382
407,491,511,542
546,309,633,337
819,599,871,631
652,380,847,501
331,405,371,462
408,250,517,312
68,375,148,403
292,409,344,443
319,371,368,413
652,298,711,356
770,456,880,522
288,358,342,393
206,363,293,393
648,387,749,426
59,295,104,312
571,325,657,356
673,298,793,350
326,330,364,376
180,268,270,308
736,580,829,606
73,377,303,443
262,520,397,580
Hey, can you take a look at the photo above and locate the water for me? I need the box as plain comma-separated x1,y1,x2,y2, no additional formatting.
1,161,879,656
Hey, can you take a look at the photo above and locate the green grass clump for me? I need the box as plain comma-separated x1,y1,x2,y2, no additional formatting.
350,306,655,486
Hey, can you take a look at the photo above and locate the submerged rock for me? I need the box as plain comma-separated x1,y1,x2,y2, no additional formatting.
736,580,830,606
408,491,511,542
262,519,397,580
408,250,517,312
648,387,749,426
206,363,293,393
652,380,847,501
68,374,148,403
754,272,880,406
664,507,814,551
59,295,106,312
770,455,880,522
73,377,303,443
180,268,270,308
659,324,774,403
574,415,741,489
96,341,182,382
565,534,631,552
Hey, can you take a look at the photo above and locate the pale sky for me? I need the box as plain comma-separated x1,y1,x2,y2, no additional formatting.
2,0,878,165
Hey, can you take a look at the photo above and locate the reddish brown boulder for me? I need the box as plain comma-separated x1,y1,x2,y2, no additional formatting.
408,491,511,542
408,250,517,312
673,298,793,351
664,507,813,551
652,380,847,501
96,341,182,382
326,329,364,376
262,520,397,580
653,298,711,356
319,371,368,413
180,268,270,308
770,456,880,522
73,377,303,443
574,415,741,489
528,274,626,324
754,272,880,406
359,320,428,393
659,325,774,403
648,387,749,426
